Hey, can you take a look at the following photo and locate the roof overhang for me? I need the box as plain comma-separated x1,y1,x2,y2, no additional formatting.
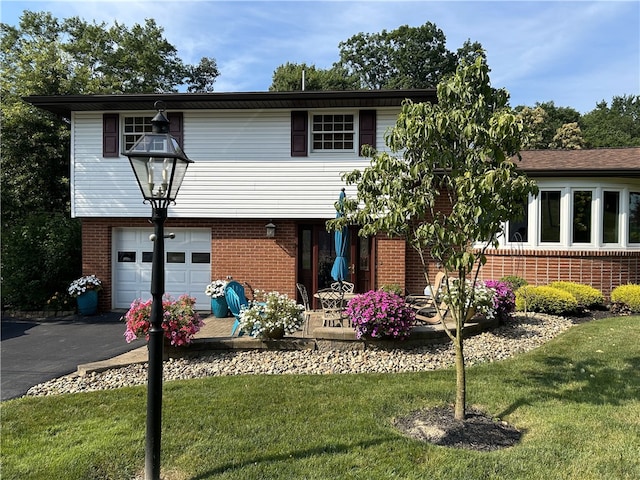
24,89,438,117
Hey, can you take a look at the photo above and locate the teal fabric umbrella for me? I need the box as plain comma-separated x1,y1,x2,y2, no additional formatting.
331,188,349,282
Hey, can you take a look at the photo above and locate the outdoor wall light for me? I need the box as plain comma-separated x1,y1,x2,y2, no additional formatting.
123,101,193,480
266,222,277,238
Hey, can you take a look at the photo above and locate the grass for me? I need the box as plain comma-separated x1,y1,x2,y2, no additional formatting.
2,316,639,480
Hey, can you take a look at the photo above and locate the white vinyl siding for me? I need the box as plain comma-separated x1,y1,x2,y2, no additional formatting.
70,108,399,219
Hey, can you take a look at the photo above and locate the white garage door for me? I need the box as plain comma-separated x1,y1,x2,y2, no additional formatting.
113,228,211,311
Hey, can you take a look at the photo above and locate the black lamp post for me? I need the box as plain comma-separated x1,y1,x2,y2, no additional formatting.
124,101,193,480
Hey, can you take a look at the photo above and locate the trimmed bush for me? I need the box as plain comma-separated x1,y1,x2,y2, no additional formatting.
549,281,605,308
610,284,640,313
515,285,579,315
500,275,528,292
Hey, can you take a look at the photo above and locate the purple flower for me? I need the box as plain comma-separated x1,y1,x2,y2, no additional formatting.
345,290,415,340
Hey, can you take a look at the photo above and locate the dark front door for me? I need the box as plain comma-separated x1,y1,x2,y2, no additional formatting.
297,223,373,308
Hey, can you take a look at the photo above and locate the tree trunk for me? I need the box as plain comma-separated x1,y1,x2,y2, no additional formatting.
454,323,466,421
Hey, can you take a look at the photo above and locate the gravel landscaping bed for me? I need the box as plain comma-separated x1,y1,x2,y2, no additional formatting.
24,312,583,397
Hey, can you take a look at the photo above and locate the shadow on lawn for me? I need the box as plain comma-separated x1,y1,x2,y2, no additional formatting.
498,354,640,418
188,437,393,479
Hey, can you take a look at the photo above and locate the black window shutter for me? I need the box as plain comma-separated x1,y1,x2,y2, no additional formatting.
291,111,308,157
167,112,184,147
358,110,376,156
103,113,119,157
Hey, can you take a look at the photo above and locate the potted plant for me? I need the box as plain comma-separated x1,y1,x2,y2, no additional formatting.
238,290,305,339
67,275,102,315
205,279,229,317
345,290,415,340
123,294,204,347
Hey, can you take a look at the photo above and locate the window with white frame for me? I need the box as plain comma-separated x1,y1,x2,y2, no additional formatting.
504,183,640,250
311,114,354,151
629,191,640,243
123,116,152,151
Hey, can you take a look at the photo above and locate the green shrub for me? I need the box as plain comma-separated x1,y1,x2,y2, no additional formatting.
610,284,640,312
500,275,528,292
515,285,579,315
549,281,605,308
379,284,403,295
1,213,81,310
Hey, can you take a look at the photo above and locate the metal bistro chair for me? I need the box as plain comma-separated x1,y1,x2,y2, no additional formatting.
317,288,348,327
296,282,312,336
224,280,249,336
331,281,355,293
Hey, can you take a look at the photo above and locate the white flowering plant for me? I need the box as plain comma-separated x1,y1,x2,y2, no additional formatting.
205,280,227,298
238,290,305,338
67,275,103,298
441,278,496,320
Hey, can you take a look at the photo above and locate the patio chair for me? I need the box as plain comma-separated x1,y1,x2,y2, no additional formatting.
331,280,355,293
406,271,446,325
317,288,348,327
224,280,249,336
296,282,312,336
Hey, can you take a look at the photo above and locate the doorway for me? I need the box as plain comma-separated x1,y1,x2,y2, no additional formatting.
297,223,373,307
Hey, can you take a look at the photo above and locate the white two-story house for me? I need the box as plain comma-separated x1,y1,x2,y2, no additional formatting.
26,90,640,312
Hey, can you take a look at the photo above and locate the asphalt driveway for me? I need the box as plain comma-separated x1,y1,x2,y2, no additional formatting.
1,311,145,401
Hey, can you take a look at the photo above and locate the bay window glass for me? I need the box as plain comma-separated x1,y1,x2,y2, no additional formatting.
572,191,592,243
629,192,640,243
508,197,528,242
540,190,561,243
602,191,619,243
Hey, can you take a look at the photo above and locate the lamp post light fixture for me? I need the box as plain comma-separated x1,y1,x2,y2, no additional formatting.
124,101,193,480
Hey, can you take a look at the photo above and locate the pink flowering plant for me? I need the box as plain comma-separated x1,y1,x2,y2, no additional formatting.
123,294,204,347
483,280,516,323
345,290,415,340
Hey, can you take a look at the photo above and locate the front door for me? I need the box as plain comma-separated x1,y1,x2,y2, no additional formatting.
297,224,373,308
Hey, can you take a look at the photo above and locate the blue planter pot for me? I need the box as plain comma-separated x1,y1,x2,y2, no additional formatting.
77,290,98,315
211,297,229,318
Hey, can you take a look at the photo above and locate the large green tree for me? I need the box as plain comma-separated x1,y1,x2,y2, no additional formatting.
269,62,359,91
335,22,482,89
0,11,220,309
329,55,538,420
580,95,640,147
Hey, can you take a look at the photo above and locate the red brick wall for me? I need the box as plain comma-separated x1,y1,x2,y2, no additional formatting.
82,217,639,312
374,235,406,290
82,218,298,312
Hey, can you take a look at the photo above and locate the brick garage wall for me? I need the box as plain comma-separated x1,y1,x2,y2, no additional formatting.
81,218,298,312
211,220,297,299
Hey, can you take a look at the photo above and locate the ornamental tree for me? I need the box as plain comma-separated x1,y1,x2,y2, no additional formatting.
329,54,538,420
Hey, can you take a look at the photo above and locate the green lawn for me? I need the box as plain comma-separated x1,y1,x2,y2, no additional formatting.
2,316,639,480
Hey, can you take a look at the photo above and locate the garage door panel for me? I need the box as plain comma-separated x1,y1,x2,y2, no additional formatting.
113,228,211,310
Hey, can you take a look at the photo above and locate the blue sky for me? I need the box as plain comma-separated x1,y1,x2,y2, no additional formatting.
2,0,638,113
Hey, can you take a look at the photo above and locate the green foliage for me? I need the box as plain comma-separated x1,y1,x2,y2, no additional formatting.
379,283,403,295
500,275,528,291
515,285,579,315
335,21,462,89
269,62,358,91
549,281,605,308
581,95,640,148
1,213,81,310
610,284,640,312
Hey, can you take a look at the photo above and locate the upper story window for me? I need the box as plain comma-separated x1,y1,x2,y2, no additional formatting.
312,114,354,151
123,116,152,151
